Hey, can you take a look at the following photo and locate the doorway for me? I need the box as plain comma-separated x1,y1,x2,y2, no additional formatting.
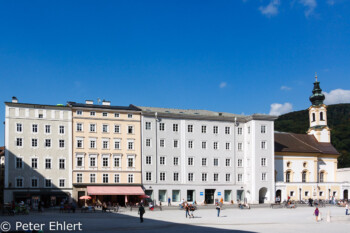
187,190,195,202
276,190,281,203
205,189,215,204
237,190,244,202
259,188,268,204
344,190,348,200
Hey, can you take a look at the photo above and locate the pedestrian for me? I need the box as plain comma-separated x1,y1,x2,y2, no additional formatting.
168,197,171,206
138,204,145,223
314,207,320,222
216,202,221,217
185,203,189,218
345,202,349,215
159,201,162,211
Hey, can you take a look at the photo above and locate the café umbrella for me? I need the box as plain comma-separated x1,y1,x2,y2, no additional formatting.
79,196,92,206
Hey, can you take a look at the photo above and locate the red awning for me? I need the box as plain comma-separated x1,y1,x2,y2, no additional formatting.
87,186,145,195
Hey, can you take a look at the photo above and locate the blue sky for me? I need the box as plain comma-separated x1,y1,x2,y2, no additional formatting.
1,0,350,143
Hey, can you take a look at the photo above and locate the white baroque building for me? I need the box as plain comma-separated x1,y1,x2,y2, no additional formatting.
139,106,277,204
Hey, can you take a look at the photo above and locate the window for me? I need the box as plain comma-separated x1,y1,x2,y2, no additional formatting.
59,159,65,169
76,123,83,132
90,111,96,116
214,173,219,182
114,156,120,167
16,123,22,132
128,126,134,134
188,125,193,132
237,159,243,167
160,139,165,147
76,139,83,148
90,124,96,132
102,157,109,167
226,142,230,150
320,112,324,121
90,157,96,167
159,123,165,131
261,158,266,167
188,157,194,166
16,138,23,146
214,158,219,166
173,157,179,166
213,126,218,134
286,171,291,183
76,110,82,115
145,122,151,130
202,158,207,166
262,173,267,181
45,158,51,169
90,139,96,149
102,124,109,133
45,179,52,187
146,156,152,165
302,171,307,183
128,174,134,183
32,138,38,147
16,178,23,187
202,173,207,182
31,178,38,187
114,174,120,183
114,125,120,133
77,157,83,167
45,125,51,134
261,125,266,134
16,158,23,169
32,124,38,133
160,172,166,181
103,174,108,183
146,172,152,181
102,140,109,149
59,179,65,187
305,191,309,197
128,157,134,167
237,127,243,135
202,141,207,149
114,140,121,149
290,191,295,197
114,113,119,118
173,172,179,181
31,158,38,169
173,124,178,132
174,140,178,148
312,113,316,122
59,140,65,148
248,126,251,134
59,125,65,134
261,141,266,149
128,141,134,150
102,112,108,117
188,173,194,182
213,142,218,150
320,172,325,183
226,173,231,182
225,158,231,167
90,174,96,183
225,126,230,134
188,140,193,149
160,156,165,165
201,125,206,133
77,173,83,183
238,142,243,151
38,114,43,118
146,139,151,147
238,174,243,182
319,191,323,197
128,114,133,119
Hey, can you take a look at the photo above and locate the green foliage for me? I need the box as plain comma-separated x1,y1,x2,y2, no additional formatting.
275,104,350,168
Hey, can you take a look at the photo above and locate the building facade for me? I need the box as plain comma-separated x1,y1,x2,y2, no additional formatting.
4,97,72,207
68,101,144,206
139,107,277,204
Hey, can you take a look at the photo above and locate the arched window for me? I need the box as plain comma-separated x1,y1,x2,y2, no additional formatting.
286,171,291,183
312,113,316,122
302,171,307,183
320,112,324,121
303,162,307,168
320,171,325,183
287,162,291,167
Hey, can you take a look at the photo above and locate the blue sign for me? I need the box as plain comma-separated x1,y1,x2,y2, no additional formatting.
200,192,204,196
217,192,221,196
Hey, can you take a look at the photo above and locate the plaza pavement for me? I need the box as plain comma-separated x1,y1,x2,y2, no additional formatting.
0,205,349,233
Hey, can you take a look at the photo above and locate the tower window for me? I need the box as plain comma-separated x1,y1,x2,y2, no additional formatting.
312,113,316,122
320,112,324,121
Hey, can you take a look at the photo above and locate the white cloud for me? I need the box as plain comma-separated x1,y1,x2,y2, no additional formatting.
324,89,350,105
269,102,293,116
219,82,227,88
299,0,317,17
280,85,292,91
259,0,280,17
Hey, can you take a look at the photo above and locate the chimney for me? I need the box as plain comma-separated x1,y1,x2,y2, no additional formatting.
102,100,111,106
85,100,93,105
12,96,18,103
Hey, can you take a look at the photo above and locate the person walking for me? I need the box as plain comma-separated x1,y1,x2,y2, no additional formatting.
168,197,171,206
159,202,162,211
138,204,145,223
185,203,189,218
345,202,349,215
216,202,221,217
314,207,320,222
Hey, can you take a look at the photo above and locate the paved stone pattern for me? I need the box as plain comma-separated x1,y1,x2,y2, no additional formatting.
0,206,349,232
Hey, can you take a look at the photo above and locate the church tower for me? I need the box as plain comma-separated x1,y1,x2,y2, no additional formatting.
307,74,331,143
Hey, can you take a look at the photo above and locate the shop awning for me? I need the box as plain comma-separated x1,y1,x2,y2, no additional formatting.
87,186,145,195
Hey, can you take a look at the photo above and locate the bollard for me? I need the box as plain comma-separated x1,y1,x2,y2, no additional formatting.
327,210,331,222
